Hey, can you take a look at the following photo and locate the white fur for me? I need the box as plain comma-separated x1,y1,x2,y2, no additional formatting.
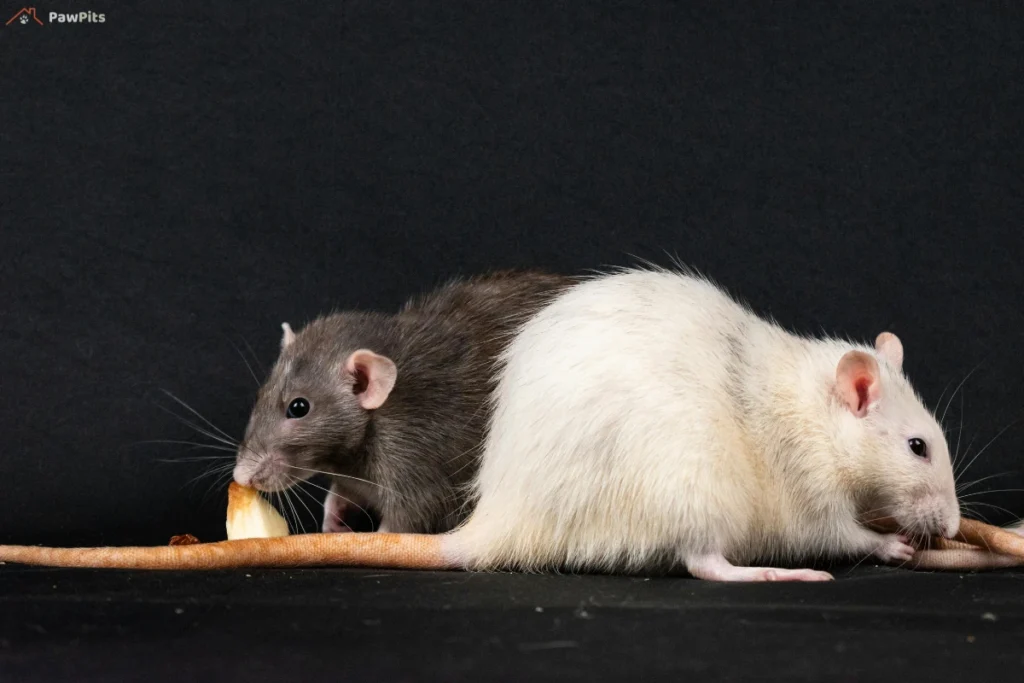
444,269,959,578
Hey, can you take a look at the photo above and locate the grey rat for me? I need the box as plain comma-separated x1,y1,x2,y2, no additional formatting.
232,270,571,534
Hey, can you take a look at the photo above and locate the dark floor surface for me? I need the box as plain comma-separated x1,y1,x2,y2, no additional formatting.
1,565,1022,682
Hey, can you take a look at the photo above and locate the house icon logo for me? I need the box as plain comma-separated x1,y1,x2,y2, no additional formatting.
6,7,45,25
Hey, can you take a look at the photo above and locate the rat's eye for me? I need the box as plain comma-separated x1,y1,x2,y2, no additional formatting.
286,398,310,419
908,438,928,458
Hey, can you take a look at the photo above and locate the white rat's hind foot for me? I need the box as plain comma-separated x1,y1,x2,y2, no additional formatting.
686,554,834,582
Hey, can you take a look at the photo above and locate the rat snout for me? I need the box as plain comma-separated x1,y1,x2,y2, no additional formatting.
941,497,961,539
907,492,959,539
232,461,253,487
233,446,291,492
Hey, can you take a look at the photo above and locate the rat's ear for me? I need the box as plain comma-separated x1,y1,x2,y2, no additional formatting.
281,323,296,350
874,331,903,370
345,349,397,410
836,350,881,418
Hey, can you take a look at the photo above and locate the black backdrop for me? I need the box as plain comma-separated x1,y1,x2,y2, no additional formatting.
2,2,1023,547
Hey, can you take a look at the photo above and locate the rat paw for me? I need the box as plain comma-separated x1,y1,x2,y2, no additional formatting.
322,516,353,534
873,534,915,563
322,497,353,534
761,568,834,582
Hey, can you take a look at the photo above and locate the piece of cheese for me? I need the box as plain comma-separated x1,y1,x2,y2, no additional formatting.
226,482,291,540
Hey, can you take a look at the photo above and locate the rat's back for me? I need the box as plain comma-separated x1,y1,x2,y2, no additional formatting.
357,270,572,533
398,270,573,362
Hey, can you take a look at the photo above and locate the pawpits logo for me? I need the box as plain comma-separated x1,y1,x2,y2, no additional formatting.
6,7,43,24
5,6,106,26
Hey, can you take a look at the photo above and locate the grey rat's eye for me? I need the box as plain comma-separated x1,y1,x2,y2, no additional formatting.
908,438,928,458
286,398,310,419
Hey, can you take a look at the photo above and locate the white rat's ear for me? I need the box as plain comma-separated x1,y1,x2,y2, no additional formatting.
874,331,903,370
281,323,296,350
345,349,397,410
836,350,881,418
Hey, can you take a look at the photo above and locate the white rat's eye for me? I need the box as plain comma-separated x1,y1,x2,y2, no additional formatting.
286,398,310,419
908,438,928,458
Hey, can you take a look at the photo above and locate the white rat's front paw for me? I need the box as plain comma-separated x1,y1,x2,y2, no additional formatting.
873,534,915,563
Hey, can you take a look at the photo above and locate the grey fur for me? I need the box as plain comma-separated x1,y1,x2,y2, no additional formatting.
237,270,573,533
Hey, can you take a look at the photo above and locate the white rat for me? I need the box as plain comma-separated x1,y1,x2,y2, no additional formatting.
0,269,965,580
449,268,961,580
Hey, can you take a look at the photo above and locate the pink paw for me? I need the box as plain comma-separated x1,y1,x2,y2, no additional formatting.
874,534,915,563
322,498,353,534
762,568,834,582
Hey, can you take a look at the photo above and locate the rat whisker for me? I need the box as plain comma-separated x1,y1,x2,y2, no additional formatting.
282,487,304,534
958,485,1024,497
273,490,298,533
956,418,1021,481
283,464,398,496
200,467,236,504
155,403,239,448
276,489,292,530
953,436,978,480
298,477,376,531
843,554,872,575
294,480,354,532
285,476,321,531
181,461,236,495
158,389,239,445
240,336,265,376
857,515,895,527
968,503,1020,521
156,456,235,463
959,504,993,526
227,338,261,386
134,439,237,453
933,375,960,424
939,361,983,427
952,391,965,470
956,471,1014,494
271,491,285,528
857,505,892,519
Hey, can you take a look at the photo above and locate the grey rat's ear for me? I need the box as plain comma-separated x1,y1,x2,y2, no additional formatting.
836,350,881,418
345,349,398,410
874,331,903,370
281,322,296,349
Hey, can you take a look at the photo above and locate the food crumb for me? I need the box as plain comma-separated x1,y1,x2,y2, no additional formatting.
966,635,976,643
535,606,544,613
174,608,185,615
981,612,997,622
169,534,201,546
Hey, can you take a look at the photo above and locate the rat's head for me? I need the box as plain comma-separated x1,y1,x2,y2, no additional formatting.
834,332,960,539
232,320,398,492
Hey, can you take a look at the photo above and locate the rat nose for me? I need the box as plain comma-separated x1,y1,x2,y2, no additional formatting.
232,462,254,487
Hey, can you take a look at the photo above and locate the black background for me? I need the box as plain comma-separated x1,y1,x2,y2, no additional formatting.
2,1,1023,550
